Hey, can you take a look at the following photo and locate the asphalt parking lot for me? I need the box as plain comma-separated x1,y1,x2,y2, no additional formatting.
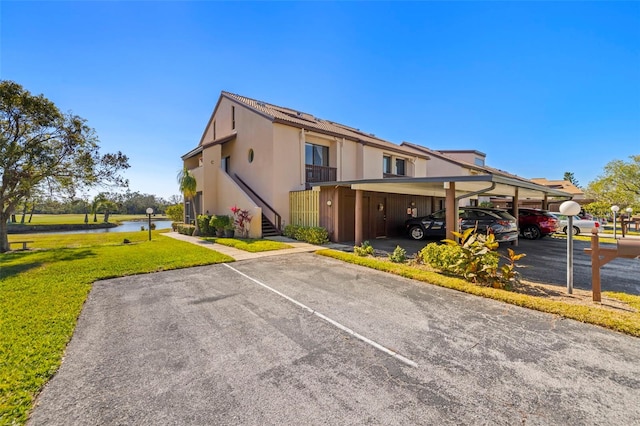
29,253,640,425
360,235,640,296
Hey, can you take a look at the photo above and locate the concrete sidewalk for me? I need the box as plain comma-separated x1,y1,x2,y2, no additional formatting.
163,231,350,261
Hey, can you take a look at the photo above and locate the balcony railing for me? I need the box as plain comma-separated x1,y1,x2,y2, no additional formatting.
305,164,337,186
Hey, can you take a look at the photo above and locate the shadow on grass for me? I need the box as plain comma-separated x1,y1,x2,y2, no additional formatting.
0,248,97,280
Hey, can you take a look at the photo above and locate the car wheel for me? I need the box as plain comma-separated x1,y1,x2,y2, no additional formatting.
573,226,580,235
409,226,425,240
522,225,541,240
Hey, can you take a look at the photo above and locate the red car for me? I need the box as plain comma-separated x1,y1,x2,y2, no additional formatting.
515,208,559,240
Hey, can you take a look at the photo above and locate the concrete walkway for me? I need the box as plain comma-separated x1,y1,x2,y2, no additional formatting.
163,232,350,261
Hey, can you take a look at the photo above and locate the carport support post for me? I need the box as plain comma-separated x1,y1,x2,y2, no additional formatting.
590,229,601,302
355,189,363,246
445,182,457,241
512,188,519,246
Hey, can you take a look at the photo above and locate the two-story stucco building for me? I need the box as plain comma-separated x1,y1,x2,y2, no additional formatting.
182,92,570,243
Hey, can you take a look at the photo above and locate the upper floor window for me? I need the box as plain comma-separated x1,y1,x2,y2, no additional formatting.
474,157,484,166
383,156,391,174
305,143,329,166
213,120,216,139
232,106,236,130
396,158,406,176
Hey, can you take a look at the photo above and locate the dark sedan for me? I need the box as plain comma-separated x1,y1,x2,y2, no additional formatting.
405,207,519,243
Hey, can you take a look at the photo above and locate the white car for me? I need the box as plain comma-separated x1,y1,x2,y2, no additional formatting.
550,213,601,235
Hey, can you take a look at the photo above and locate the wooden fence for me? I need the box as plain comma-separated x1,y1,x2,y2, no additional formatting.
289,190,319,227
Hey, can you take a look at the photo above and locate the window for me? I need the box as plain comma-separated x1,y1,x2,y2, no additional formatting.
221,156,230,173
383,156,391,174
396,158,406,176
213,121,216,139
232,106,235,130
305,143,329,166
474,157,484,166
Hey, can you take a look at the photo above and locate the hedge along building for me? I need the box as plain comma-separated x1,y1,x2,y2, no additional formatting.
181,92,571,243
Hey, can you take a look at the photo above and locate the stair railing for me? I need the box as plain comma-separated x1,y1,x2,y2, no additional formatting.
234,174,282,232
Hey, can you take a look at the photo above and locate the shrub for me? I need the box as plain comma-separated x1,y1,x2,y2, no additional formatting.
294,226,329,245
389,245,406,263
418,228,525,289
354,241,375,257
284,225,329,244
418,243,463,273
197,215,213,236
283,224,300,239
210,215,230,233
171,221,182,232
231,206,253,238
177,223,196,236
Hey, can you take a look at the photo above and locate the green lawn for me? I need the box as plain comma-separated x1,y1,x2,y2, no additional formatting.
1,232,233,425
9,213,156,225
202,237,293,252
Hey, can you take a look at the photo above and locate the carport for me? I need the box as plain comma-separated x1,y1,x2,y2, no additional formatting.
312,174,572,244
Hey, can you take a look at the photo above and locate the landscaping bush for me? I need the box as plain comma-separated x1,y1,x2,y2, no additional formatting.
177,223,196,236
417,228,525,289
389,245,406,263
210,215,231,235
171,221,182,232
283,224,329,244
418,242,463,273
283,224,300,239
294,226,329,245
197,215,213,236
354,241,375,257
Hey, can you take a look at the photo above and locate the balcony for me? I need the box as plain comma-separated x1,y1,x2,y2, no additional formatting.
305,164,337,189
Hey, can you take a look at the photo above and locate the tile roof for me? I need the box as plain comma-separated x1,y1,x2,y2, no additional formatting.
221,91,425,157
530,178,585,195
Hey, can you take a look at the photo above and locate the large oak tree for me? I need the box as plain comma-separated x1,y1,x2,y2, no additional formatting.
0,80,130,252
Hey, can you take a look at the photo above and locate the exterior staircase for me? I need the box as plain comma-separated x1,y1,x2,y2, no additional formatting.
261,214,280,237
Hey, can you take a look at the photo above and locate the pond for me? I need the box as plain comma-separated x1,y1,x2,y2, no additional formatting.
54,220,173,235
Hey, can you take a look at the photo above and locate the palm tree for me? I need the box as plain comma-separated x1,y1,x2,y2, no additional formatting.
177,167,199,236
91,194,106,222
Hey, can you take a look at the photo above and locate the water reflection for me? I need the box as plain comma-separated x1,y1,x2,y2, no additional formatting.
54,220,173,235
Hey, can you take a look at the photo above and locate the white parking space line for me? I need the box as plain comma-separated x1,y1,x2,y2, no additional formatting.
223,263,418,368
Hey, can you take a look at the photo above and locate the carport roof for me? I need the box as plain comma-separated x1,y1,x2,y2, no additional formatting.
311,174,573,200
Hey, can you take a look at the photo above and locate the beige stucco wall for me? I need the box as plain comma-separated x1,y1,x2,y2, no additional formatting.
215,167,262,238
441,151,485,166
425,158,470,177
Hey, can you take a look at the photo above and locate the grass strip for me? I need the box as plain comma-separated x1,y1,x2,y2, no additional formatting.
8,214,152,225
202,237,292,253
316,249,640,338
1,231,233,425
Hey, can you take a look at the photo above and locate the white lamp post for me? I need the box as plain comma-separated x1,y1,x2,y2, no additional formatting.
625,207,633,237
146,207,154,241
560,200,581,294
611,205,620,239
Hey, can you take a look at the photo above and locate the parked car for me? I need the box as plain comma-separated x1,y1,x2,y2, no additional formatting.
549,213,600,235
512,208,559,240
405,207,518,243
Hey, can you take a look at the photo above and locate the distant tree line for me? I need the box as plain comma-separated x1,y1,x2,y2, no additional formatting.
15,191,183,221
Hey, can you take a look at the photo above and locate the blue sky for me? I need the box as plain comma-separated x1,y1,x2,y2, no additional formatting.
2,1,639,200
